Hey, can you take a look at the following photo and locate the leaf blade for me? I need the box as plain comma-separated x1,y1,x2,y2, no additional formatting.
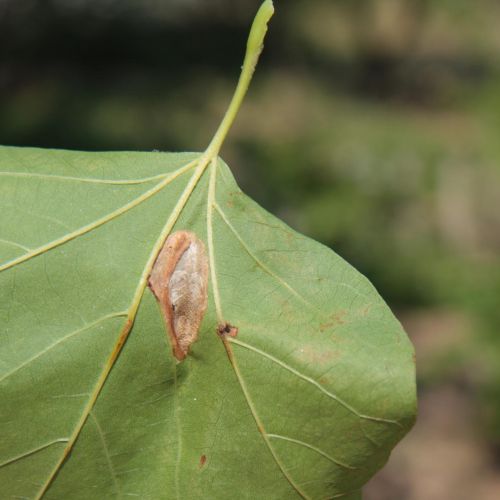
0,148,415,499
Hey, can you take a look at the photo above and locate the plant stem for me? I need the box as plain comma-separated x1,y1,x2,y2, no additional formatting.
203,0,274,160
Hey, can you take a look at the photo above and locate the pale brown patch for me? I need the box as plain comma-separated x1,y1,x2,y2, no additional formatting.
199,455,207,468
319,310,347,332
297,345,340,365
148,231,208,361
359,304,373,317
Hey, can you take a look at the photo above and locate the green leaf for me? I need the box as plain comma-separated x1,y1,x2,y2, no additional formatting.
0,146,415,499
0,2,415,498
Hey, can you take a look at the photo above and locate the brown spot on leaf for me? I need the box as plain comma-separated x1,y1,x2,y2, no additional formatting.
225,191,241,208
319,310,347,332
319,321,335,332
359,304,372,317
148,231,208,361
199,455,207,468
217,322,238,338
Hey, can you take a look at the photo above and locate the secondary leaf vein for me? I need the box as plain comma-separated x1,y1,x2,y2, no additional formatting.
0,312,128,384
0,171,173,185
0,238,31,252
266,434,357,470
90,412,122,499
0,439,69,469
213,202,320,315
228,337,402,428
0,159,198,273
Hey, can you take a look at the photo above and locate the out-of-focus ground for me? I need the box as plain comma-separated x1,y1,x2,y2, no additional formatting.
1,1,500,498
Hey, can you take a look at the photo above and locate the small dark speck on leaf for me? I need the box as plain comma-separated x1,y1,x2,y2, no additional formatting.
199,455,207,468
217,322,238,338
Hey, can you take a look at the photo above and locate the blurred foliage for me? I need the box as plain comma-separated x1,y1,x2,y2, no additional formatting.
1,0,500,444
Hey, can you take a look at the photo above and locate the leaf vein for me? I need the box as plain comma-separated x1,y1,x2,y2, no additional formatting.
266,434,357,470
90,412,122,499
0,159,198,273
0,439,69,469
0,238,31,252
0,171,172,185
0,312,128,384
228,337,402,428
213,202,321,315
221,339,311,500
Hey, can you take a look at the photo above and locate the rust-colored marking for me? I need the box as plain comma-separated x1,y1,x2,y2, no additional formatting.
320,310,347,332
199,454,207,468
148,231,208,361
359,304,372,317
319,321,335,332
109,319,133,360
217,322,238,338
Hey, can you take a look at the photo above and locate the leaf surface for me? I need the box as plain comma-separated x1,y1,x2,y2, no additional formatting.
0,145,415,499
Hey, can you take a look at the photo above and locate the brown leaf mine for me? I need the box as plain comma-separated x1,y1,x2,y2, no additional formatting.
148,231,208,361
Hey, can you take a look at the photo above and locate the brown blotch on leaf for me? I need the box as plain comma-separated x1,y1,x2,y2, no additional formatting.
148,230,208,361
320,310,347,332
199,454,207,468
217,322,238,338
359,304,372,317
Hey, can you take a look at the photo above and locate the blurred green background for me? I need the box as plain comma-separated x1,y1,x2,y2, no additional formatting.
2,0,500,497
